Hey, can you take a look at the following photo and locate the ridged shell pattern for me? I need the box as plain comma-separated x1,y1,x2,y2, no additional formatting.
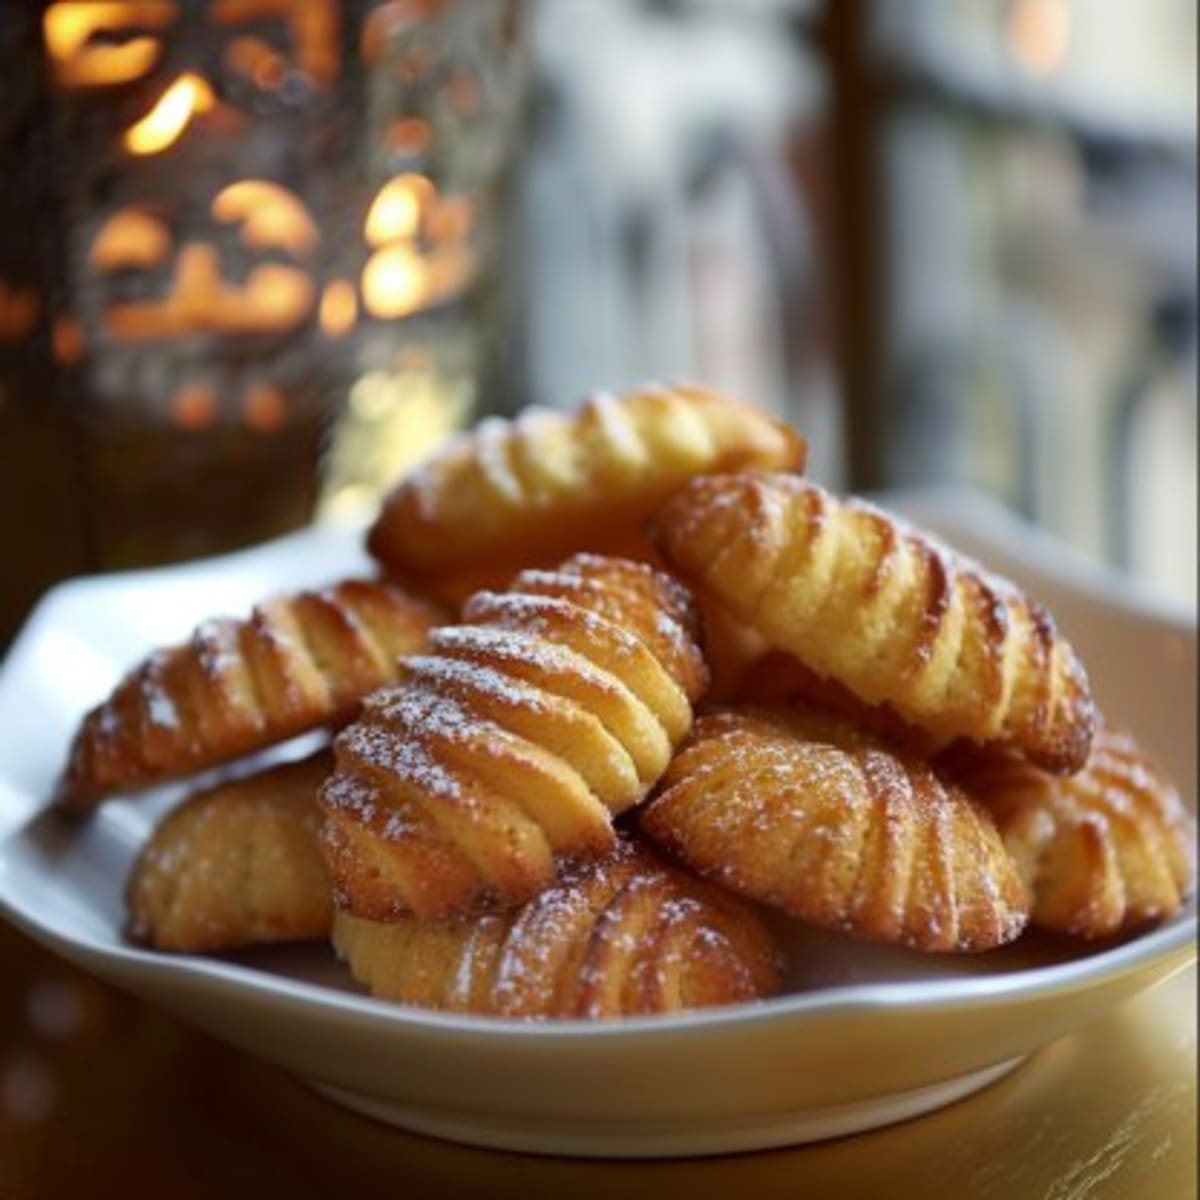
332,838,781,1018
651,472,1095,773
320,555,709,919
950,725,1196,937
57,580,445,809
366,384,806,582
126,752,334,952
642,706,1030,952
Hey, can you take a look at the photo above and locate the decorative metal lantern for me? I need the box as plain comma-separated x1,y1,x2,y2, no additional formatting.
0,0,529,643
319,0,529,518
35,0,365,565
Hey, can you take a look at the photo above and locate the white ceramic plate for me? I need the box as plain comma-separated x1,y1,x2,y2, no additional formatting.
0,491,1195,1158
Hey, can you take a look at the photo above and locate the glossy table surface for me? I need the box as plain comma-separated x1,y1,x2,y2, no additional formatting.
1,920,1193,1199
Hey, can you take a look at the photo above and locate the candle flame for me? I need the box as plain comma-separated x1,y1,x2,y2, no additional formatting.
362,245,428,319
365,175,434,246
125,72,214,156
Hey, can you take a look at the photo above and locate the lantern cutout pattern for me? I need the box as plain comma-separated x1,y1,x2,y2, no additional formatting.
84,182,322,432
319,172,475,336
90,184,318,340
40,1,490,436
41,0,345,436
44,1,339,103
45,1,341,158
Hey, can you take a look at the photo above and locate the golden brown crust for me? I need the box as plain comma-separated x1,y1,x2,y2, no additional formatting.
948,725,1196,938
366,384,805,585
126,752,333,952
650,473,1095,773
735,650,945,756
57,579,445,810
319,555,709,920
331,837,781,1018
641,706,1030,952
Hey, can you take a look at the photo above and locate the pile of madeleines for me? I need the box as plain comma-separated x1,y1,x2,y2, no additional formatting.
56,385,1196,1021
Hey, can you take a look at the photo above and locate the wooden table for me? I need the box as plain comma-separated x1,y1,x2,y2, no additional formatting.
1,923,1193,1198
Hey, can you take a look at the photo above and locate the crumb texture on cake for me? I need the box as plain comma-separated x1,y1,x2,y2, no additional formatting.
127,752,334,952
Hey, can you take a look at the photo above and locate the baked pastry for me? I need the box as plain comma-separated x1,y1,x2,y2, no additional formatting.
127,752,333,952
366,384,805,595
950,725,1196,938
320,554,709,919
736,650,943,756
332,837,781,1018
641,706,1030,952
651,472,1095,773
57,579,445,810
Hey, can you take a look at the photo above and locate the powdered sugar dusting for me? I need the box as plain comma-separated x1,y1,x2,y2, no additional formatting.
401,655,555,717
138,653,182,732
432,625,625,698
338,715,465,803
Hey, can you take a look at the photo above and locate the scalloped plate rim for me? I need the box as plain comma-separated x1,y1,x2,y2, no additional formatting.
0,488,1194,1154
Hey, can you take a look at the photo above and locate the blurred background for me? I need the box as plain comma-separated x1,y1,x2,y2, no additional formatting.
0,2,1195,1177
0,0,1196,651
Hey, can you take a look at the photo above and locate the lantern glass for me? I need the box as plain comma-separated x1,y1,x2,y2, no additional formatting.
318,0,530,521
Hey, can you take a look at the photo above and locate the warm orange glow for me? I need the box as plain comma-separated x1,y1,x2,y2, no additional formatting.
210,0,340,87
52,316,86,365
0,282,39,341
362,245,428,319
386,117,432,157
1008,0,1071,76
426,194,473,244
238,264,315,326
212,181,319,256
425,246,473,302
125,72,215,156
89,210,172,272
242,382,286,432
44,2,177,88
93,186,319,340
359,176,475,321
318,357,464,523
105,244,314,339
319,279,358,337
225,35,286,90
171,382,218,431
365,175,434,246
